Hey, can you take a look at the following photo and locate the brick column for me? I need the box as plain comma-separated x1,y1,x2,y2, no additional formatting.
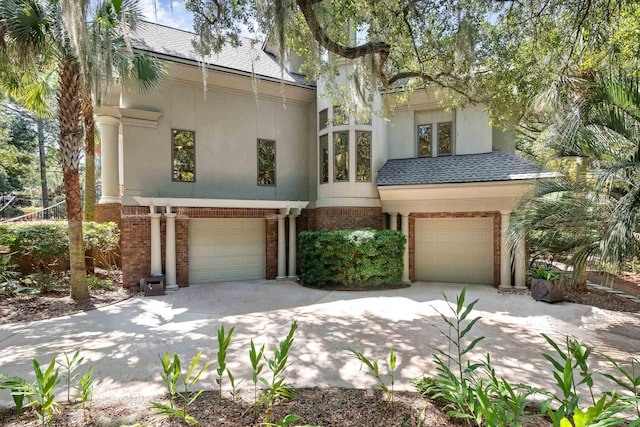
165,208,178,291
400,212,410,283
95,115,121,204
276,213,287,280
499,211,512,289
150,211,162,276
288,210,300,279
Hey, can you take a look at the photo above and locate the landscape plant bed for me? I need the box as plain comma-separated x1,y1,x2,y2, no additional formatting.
302,282,411,292
0,388,556,427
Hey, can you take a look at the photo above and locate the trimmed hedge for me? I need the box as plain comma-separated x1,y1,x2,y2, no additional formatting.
0,221,120,273
299,229,405,287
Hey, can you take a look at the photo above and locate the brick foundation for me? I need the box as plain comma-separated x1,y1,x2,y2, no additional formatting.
314,207,385,231
120,206,280,289
408,211,501,287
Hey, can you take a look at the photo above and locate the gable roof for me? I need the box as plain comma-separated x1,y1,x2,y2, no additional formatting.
131,21,310,86
377,150,557,186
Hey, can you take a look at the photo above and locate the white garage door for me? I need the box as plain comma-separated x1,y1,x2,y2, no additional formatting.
415,218,493,285
189,219,266,284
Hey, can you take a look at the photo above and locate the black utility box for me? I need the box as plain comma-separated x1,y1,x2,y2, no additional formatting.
142,275,166,296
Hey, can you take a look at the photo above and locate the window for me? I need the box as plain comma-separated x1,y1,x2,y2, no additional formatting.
333,105,348,125
172,129,195,182
257,139,276,185
437,122,453,156
320,134,329,183
417,124,432,157
319,108,328,130
356,131,371,181
355,109,372,125
334,131,349,181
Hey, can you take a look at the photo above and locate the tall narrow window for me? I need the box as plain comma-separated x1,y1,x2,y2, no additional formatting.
334,131,349,181
257,139,276,185
437,122,453,156
356,131,371,182
333,105,348,125
355,109,371,125
417,124,432,157
320,134,329,183
172,129,195,182
319,108,328,130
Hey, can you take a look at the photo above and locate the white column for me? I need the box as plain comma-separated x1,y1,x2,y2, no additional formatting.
165,207,178,291
276,213,287,280
400,212,410,283
288,210,300,279
499,211,512,289
149,210,162,276
96,115,121,204
389,212,398,231
514,230,527,289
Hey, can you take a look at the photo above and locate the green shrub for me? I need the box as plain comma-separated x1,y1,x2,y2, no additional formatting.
0,221,120,274
299,229,405,287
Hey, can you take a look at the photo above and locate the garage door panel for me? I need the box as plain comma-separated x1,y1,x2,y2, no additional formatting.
415,218,493,285
189,219,266,284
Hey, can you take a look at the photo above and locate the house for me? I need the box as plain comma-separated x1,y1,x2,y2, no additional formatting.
93,21,550,291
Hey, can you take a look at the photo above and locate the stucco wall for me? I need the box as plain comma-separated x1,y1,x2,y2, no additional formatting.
120,78,313,203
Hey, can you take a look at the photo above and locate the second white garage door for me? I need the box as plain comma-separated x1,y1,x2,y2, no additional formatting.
415,217,493,285
189,219,266,284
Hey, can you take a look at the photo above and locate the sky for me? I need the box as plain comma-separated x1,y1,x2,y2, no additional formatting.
139,0,194,32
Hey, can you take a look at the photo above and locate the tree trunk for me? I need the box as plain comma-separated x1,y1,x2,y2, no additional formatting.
59,59,89,301
82,90,95,222
37,118,49,219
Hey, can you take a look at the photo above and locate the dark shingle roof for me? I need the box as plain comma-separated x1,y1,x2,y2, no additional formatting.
377,150,557,186
131,21,310,86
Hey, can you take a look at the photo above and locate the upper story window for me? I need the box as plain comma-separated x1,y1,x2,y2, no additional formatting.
320,134,329,183
257,139,276,185
319,108,328,130
333,105,349,126
417,121,453,157
334,131,349,181
356,131,371,182
172,129,195,182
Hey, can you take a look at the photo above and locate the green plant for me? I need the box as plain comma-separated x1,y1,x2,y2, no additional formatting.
539,334,628,427
216,324,234,401
299,229,405,287
529,265,561,282
415,286,484,424
347,346,397,406
87,275,114,290
58,350,84,402
74,367,94,421
152,352,209,426
27,358,60,427
0,371,32,413
83,221,120,269
601,356,640,420
249,338,265,416
260,321,299,424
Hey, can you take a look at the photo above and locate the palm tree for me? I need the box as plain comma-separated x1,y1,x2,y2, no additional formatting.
1,0,89,300
512,74,640,288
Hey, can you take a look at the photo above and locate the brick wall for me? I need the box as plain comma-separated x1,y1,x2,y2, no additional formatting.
95,203,122,228
121,206,280,289
314,207,385,231
409,211,501,287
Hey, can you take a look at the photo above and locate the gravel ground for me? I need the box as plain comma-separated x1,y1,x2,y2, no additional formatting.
0,271,638,426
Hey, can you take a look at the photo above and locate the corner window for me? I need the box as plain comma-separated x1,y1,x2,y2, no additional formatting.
333,105,348,126
172,129,195,182
257,139,276,185
334,131,349,182
355,109,371,125
319,108,328,130
356,131,371,182
320,134,329,183
417,124,432,157
437,122,453,156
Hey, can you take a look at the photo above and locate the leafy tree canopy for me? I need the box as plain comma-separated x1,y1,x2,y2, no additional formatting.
184,0,635,125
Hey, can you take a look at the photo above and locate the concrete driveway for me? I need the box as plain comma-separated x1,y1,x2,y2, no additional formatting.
0,281,639,407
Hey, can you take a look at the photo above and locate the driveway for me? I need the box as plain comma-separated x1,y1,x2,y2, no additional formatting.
0,281,638,407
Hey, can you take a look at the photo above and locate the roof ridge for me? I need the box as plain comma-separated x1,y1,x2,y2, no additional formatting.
138,20,260,47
